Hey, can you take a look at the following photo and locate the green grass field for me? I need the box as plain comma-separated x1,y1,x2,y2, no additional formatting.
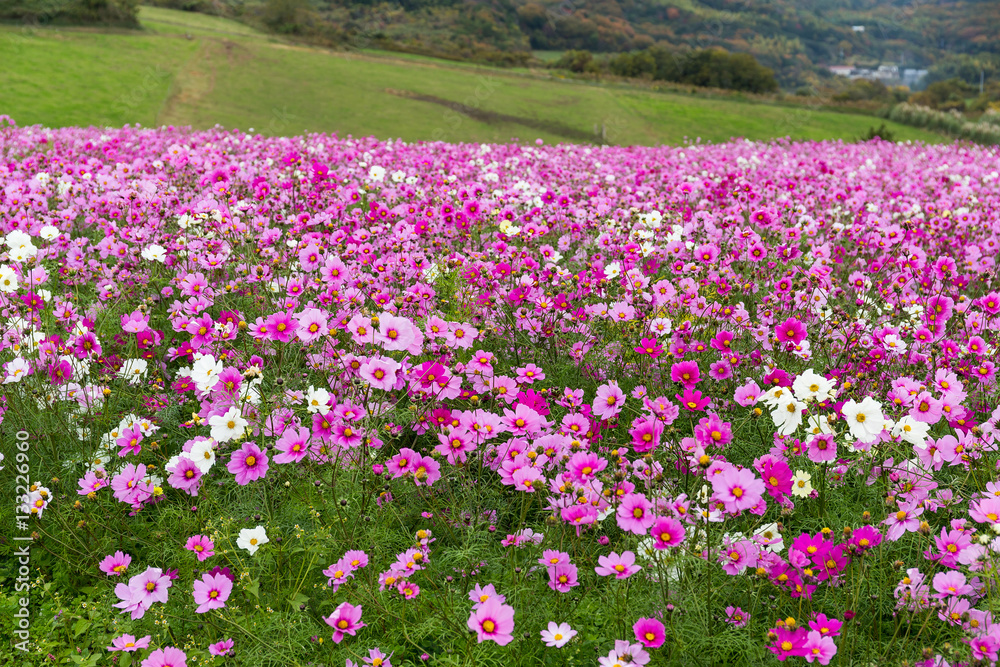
0,7,945,144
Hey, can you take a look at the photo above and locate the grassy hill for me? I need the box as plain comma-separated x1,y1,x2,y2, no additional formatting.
143,0,1000,88
0,6,945,144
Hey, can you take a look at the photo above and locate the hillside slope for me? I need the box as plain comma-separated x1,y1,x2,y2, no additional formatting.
0,7,945,145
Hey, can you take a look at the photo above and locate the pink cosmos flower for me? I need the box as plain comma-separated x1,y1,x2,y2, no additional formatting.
725,606,750,627
803,631,837,664
141,647,188,667
376,314,417,352
192,572,233,613
616,493,656,535
116,426,144,457
467,597,515,646
412,456,441,486
629,417,663,454
595,551,642,579
469,583,506,609
325,602,366,643
635,337,664,358
273,426,311,464
208,639,235,656
711,467,766,513
99,551,132,577
882,500,924,541
516,363,545,384
386,448,419,477
633,617,666,648
547,563,580,593
166,455,203,496
768,627,808,659
434,429,477,465
129,567,172,608
359,356,402,391
107,634,151,652
806,434,837,463
932,571,975,598
185,535,215,561
227,442,269,486
566,451,607,484
593,381,625,420
808,614,842,638
296,308,328,343
111,463,154,508
78,471,108,495
560,505,598,534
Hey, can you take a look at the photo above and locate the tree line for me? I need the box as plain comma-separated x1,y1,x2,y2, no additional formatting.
555,47,779,94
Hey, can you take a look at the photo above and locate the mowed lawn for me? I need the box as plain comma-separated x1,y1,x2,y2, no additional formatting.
0,7,944,145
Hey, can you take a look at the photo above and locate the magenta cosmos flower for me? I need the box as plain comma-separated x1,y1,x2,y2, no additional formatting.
325,602,366,643
467,597,515,646
226,442,269,486
650,516,686,549
193,572,233,613
633,617,666,648
185,535,215,561
670,361,701,388
775,317,807,344
141,646,188,667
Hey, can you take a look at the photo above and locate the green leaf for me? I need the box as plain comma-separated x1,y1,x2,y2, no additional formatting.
287,592,310,610
246,579,260,599
120,654,133,667
73,618,91,637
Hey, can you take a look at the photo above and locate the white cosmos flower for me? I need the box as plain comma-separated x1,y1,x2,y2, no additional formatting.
805,414,835,441
141,244,167,263
760,385,794,410
771,397,806,436
118,358,148,384
791,471,813,498
841,397,887,444
892,415,930,449
792,369,836,403
188,439,217,473
237,526,269,555
208,406,248,443
305,385,332,414
754,522,785,553
191,354,223,393
540,622,577,648
3,357,30,384
0,265,18,292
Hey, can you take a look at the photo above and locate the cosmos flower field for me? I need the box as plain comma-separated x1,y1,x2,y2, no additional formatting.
1,117,1000,667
